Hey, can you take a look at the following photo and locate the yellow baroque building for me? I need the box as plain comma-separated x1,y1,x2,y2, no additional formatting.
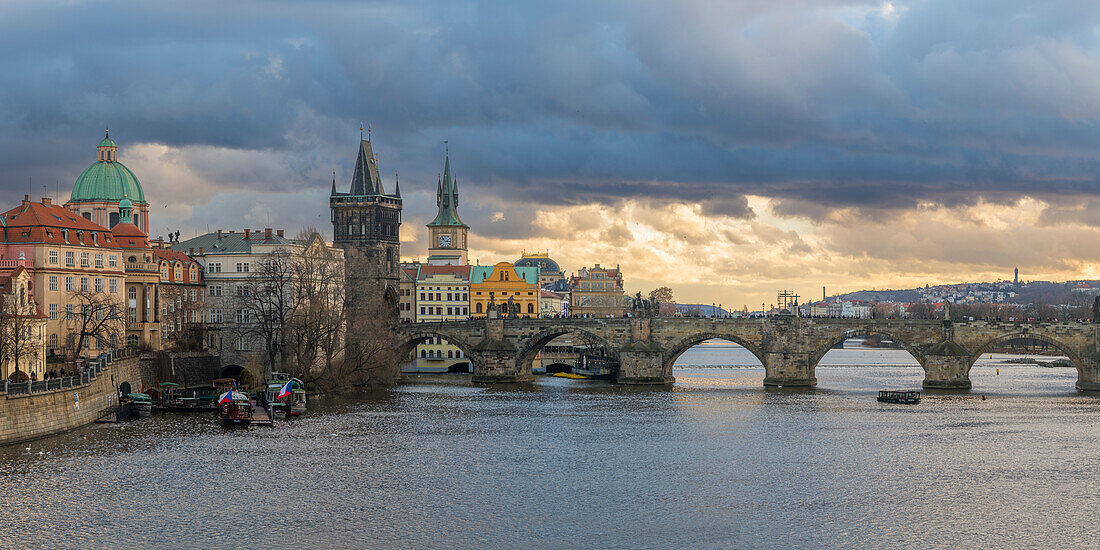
470,262,539,318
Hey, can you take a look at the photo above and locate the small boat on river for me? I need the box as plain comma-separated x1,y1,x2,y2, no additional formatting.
128,393,153,416
877,390,920,404
260,374,306,417
218,390,254,425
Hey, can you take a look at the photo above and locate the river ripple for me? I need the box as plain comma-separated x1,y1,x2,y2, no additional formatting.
0,347,1098,549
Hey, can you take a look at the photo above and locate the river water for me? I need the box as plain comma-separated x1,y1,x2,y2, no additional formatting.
2,342,1099,549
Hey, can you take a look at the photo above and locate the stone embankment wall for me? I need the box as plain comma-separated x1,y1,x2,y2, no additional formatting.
0,357,143,447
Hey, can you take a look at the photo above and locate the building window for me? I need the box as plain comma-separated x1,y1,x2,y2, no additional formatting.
94,278,103,292
79,277,88,291
127,335,138,347
236,263,249,273
108,255,117,268
95,253,103,268
49,276,58,291
161,265,169,279
65,251,74,266
49,333,58,348
528,303,535,314
207,263,221,273
65,304,75,320
48,250,58,264
209,309,223,323
127,286,137,300
128,307,137,322
236,337,251,351
49,304,57,320
65,277,74,292
476,303,483,314
80,252,89,267
236,309,250,324
420,307,425,315
110,279,118,293
209,286,222,297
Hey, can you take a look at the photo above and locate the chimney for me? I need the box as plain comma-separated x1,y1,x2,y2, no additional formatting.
189,248,194,255
243,229,250,240
265,228,272,239
41,197,52,206
199,247,203,254
217,229,223,239
277,229,284,238
21,195,29,205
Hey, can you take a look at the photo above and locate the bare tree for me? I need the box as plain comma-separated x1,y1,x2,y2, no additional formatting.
0,294,43,376
283,233,346,384
237,248,302,375
66,289,125,359
311,291,401,391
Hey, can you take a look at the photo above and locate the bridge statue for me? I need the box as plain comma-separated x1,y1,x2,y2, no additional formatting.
396,315,1100,392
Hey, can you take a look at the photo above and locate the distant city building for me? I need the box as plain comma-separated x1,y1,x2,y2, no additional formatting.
153,249,205,350
569,264,624,318
403,264,472,372
470,262,539,318
515,251,565,287
0,196,130,361
173,228,344,383
66,131,151,233
540,289,566,317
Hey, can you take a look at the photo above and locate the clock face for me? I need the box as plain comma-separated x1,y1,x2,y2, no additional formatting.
438,234,452,247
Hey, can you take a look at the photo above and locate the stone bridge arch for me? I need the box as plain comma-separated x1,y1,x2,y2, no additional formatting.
967,332,1084,371
808,327,927,371
397,330,481,371
662,332,766,371
515,327,620,374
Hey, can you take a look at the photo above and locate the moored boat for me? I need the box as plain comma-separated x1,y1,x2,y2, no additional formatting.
572,354,617,380
877,390,920,404
128,393,153,416
262,374,306,417
218,390,254,425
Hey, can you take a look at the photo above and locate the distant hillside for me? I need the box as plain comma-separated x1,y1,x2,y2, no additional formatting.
834,289,921,303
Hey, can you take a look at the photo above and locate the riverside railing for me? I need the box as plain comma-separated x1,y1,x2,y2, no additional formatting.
3,353,114,397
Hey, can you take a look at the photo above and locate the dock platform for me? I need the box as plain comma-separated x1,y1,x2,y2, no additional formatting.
252,405,274,426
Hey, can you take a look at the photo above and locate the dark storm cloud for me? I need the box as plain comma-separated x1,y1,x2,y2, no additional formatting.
2,0,1100,220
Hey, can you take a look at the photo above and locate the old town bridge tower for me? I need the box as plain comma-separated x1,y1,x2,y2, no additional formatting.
330,133,403,311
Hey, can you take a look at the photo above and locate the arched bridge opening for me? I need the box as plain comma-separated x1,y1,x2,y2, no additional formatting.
966,332,1084,392
663,334,765,374
516,328,620,380
398,332,478,375
809,329,924,390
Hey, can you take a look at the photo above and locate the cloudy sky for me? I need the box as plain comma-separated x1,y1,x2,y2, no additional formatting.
3,0,1100,308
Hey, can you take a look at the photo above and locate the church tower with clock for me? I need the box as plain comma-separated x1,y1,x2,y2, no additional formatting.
425,150,469,266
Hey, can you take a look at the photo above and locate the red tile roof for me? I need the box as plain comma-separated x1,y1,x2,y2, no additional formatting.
0,199,119,248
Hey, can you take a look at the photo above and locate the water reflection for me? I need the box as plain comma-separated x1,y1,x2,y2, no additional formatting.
1,352,1099,548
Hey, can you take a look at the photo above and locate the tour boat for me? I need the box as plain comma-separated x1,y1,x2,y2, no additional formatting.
262,374,306,417
218,391,254,425
552,372,588,379
572,354,617,380
127,393,153,416
877,390,920,404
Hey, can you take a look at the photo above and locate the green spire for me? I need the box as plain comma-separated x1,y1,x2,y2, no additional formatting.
427,149,466,228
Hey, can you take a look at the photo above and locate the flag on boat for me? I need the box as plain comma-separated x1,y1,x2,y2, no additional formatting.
217,390,233,405
276,380,294,400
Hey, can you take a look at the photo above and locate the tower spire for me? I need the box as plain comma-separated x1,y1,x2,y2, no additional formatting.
330,168,337,196
394,170,401,198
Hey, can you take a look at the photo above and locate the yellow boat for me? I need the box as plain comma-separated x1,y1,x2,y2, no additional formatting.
552,372,588,379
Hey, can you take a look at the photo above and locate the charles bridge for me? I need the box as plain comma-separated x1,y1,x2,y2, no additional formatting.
396,313,1100,390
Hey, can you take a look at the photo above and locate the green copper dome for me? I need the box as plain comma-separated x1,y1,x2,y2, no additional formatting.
71,136,146,204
